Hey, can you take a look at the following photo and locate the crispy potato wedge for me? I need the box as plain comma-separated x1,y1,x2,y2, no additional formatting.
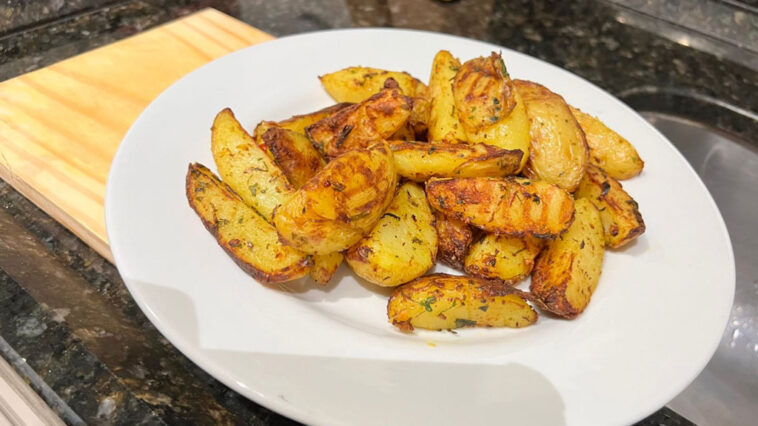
262,127,325,189
345,183,437,287
310,252,344,285
575,164,645,248
253,103,352,154
427,50,468,144
387,273,537,331
465,234,542,284
185,163,311,284
274,141,397,254
306,84,412,158
211,108,294,222
514,80,588,192
389,140,522,181
435,212,474,270
320,67,427,103
569,106,644,180
531,198,605,318
426,177,575,238
452,53,531,171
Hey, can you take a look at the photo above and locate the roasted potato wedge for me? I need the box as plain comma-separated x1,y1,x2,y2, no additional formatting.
345,182,437,287
274,141,397,254
569,106,644,180
253,103,352,154
320,67,427,103
389,140,522,181
426,177,575,238
211,108,294,222
310,252,344,285
262,127,325,189
514,79,588,192
185,163,311,284
306,84,412,158
575,164,645,248
427,50,468,144
465,234,542,284
387,273,537,331
452,53,531,171
531,198,605,318
434,212,474,270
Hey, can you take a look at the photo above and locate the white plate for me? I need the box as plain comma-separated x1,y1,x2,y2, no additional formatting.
106,29,734,426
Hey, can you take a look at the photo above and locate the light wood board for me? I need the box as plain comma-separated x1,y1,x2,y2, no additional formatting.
0,8,273,262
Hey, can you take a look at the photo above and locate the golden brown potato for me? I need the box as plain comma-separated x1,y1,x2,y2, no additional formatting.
569,106,644,180
345,183,437,287
306,84,412,158
389,140,522,181
427,50,468,144
434,212,474,270
185,163,311,284
531,198,605,318
310,252,344,285
514,80,588,192
274,141,397,254
426,177,575,238
464,234,542,284
211,108,294,222
575,164,645,248
452,53,531,171
262,127,325,189
320,67,427,103
387,273,537,331
253,103,353,155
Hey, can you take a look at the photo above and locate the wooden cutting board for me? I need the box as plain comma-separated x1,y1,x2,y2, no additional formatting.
0,8,273,262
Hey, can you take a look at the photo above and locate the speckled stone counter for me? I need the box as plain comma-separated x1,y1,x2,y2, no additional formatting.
1,0,755,424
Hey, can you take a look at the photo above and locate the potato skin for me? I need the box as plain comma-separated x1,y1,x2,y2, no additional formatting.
435,212,474,270
262,127,325,189
253,103,352,155
306,85,412,158
310,252,344,285
426,177,575,238
274,141,397,254
387,273,537,331
346,183,437,287
569,106,644,180
185,163,311,284
388,140,522,181
514,80,588,192
465,234,542,284
427,50,468,144
211,108,294,222
575,164,645,248
320,67,427,103
531,198,605,318
452,53,531,171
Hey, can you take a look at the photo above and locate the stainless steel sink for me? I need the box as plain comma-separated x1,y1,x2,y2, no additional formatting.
640,112,758,426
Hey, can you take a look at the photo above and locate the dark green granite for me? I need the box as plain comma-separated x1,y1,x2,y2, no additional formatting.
0,0,754,424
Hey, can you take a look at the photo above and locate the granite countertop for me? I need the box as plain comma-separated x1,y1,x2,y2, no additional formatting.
0,0,756,424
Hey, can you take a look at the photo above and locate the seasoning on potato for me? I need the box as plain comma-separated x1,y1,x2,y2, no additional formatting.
345,182,437,287
530,198,605,318
575,164,645,248
273,141,397,254
435,212,474,270
569,106,644,180
465,234,542,284
186,163,311,284
427,50,468,144
320,66,427,103
387,273,538,331
426,177,575,238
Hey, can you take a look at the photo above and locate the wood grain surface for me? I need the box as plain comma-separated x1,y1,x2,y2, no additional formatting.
0,8,273,262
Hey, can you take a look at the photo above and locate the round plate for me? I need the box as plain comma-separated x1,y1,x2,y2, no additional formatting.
106,29,734,426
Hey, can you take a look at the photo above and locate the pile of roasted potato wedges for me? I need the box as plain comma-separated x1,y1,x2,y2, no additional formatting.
186,50,645,332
